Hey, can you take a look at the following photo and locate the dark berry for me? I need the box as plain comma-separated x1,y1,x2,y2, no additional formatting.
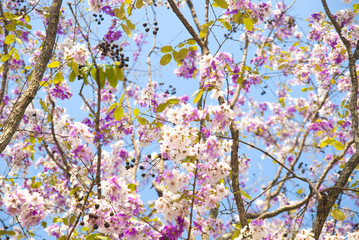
154,22,158,26
145,28,150,32
143,23,147,27
153,30,157,35
110,212,114,216
104,222,110,228
140,166,145,170
152,174,155,178
147,154,152,159
95,204,100,209
80,221,85,226
93,224,98,230
141,173,146,177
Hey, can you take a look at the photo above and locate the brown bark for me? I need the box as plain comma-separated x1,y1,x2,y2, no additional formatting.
0,0,63,153
312,1,359,238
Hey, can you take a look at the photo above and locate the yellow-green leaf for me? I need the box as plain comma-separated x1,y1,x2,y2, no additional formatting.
138,116,148,125
297,189,303,194
243,17,253,31
114,6,126,19
156,103,168,113
128,183,137,192
136,0,143,9
161,45,173,53
193,89,204,104
53,72,63,84
126,19,135,30
187,39,196,45
222,21,232,30
13,51,19,61
106,67,117,88
0,54,10,62
133,108,139,116
116,67,124,81
31,182,42,188
4,34,15,44
173,48,188,62
240,190,252,200
333,141,344,151
121,24,132,38
199,27,208,38
213,0,228,9
47,61,60,68
114,106,123,120
331,209,345,221
167,98,179,104
71,61,80,75
160,54,172,66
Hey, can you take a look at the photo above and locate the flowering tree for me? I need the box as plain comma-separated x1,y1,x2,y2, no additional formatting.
0,0,359,239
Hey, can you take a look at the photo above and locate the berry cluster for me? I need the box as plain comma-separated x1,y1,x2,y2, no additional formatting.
13,0,27,16
159,83,176,95
139,153,169,178
97,41,129,67
93,14,105,25
143,22,159,35
125,158,136,170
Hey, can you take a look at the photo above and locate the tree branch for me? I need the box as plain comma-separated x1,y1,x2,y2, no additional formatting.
0,0,63,153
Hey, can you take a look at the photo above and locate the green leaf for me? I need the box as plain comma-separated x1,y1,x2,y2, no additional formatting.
167,98,179,104
161,45,173,53
99,68,106,89
31,182,42,188
297,189,303,194
331,208,345,221
53,72,63,84
156,103,168,113
213,0,228,9
243,17,253,31
173,48,188,62
138,117,148,125
240,190,252,200
136,0,143,9
69,71,76,82
222,21,232,30
116,67,124,81
187,39,196,45
160,54,172,66
128,183,137,192
86,233,100,240
121,24,132,38
333,141,344,151
114,106,123,120
126,19,135,30
319,140,328,148
0,54,10,62
199,27,208,38
69,187,80,196
13,51,19,61
231,229,241,240
41,221,47,228
193,89,204,104
133,108,139,116
71,61,80,75
6,231,16,236
69,215,76,225
62,218,68,226
0,230,6,235
5,23,16,31
4,34,15,44
106,67,117,88
114,6,126,19
47,61,60,68
108,102,118,112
